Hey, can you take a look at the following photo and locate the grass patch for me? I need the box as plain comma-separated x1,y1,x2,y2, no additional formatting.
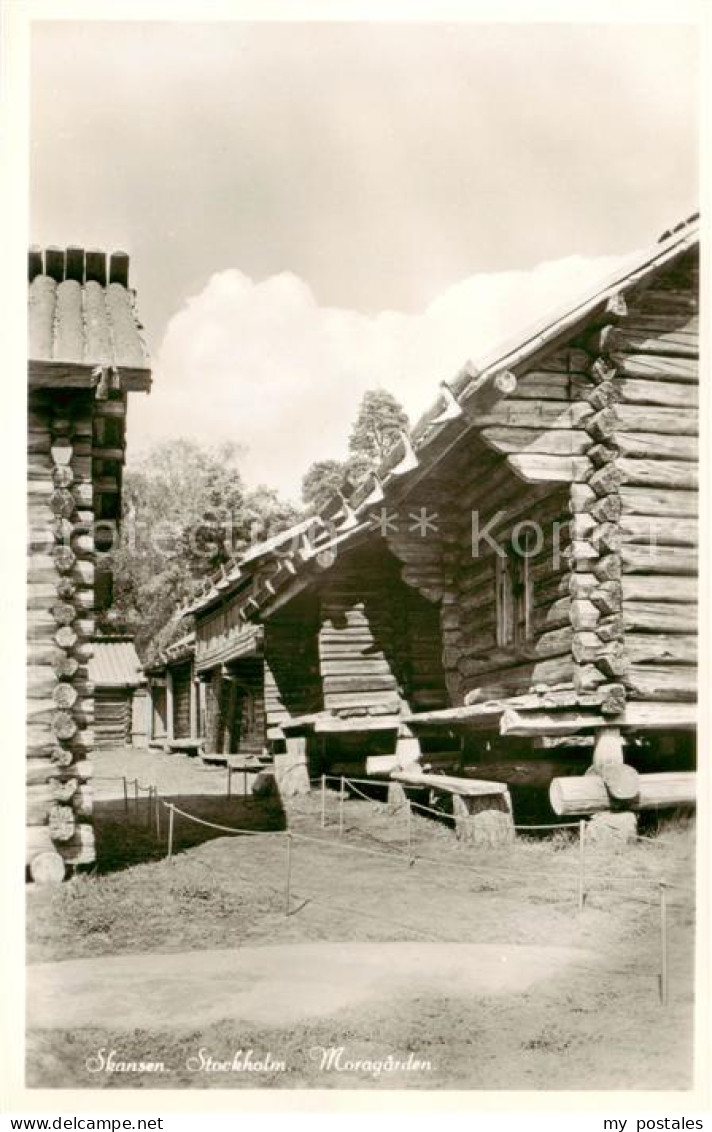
94,793,285,873
27,794,696,1090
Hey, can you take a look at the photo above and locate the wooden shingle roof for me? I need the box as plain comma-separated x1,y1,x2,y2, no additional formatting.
185,212,699,621
28,245,150,388
88,639,144,688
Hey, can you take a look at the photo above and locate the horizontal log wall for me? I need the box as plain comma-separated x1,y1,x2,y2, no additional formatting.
441,355,590,704
606,251,698,705
317,547,411,716
264,590,323,728
94,688,131,748
432,407,575,704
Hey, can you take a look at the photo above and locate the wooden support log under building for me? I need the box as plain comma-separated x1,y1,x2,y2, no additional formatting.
549,771,696,816
273,737,310,797
597,762,640,804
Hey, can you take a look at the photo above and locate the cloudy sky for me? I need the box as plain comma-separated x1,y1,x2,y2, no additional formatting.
30,18,699,499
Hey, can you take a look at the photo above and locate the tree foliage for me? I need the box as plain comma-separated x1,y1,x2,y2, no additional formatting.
300,388,409,511
301,459,347,513
102,438,299,657
348,388,410,467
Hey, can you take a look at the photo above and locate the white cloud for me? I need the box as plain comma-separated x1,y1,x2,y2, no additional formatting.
134,250,636,500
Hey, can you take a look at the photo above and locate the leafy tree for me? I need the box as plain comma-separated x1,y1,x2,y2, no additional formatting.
102,438,299,656
301,459,347,512
300,389,410,512
348,388,409,469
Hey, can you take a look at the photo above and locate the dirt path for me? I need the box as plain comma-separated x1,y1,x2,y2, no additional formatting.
27,941,595,1032
92,748,232,802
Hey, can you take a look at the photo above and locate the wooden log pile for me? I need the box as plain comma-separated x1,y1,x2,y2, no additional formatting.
27,391,96,881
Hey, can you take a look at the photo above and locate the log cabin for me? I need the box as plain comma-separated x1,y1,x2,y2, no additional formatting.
144,632,203,754
90,636,147,750
173,214,700,827
27,246,151,881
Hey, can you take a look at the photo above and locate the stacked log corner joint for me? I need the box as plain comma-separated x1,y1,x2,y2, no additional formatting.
27,403,96,884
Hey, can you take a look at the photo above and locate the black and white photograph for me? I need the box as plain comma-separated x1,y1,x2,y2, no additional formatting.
4,0,710,1112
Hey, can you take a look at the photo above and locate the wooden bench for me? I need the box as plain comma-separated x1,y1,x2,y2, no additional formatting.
226,754,272,796
391,770,509,796
200,751,228,766
390,770,514,847
167,738,204,756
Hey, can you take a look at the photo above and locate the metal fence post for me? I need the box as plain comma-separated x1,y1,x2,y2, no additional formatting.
285,832,293,917
226,764,231,798
577,820,586,913
122,776,128,813
320,773,326,829
406,799,412,862
155,790,161,838
338,776,345,838
167,803,175,859
659,881,669,1006
134,778,139,812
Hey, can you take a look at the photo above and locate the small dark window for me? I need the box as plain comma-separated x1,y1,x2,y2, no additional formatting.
496,534,533,648
94,565,114,613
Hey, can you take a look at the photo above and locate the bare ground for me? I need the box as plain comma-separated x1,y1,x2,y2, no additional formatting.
26,766,696,1091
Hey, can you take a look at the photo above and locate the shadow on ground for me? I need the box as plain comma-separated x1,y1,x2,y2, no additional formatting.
94,794,286,874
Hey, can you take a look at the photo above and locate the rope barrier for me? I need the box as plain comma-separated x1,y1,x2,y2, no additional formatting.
515,821,582,831
158,799,285,839
324,774,390,789
141,784,686,1004
344,777,390,805
290,829,407,863
408,795,581,832
124,780,692,897
314,808,685,889
301,822,593,885
400,850,580,885
408,797,456,822
145,780,689,892
150,793,688,910
101,761,689,1008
